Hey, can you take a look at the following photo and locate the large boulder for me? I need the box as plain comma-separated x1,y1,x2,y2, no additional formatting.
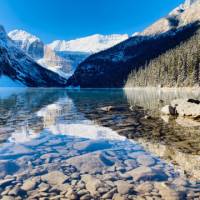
171,99,200,118
161,99,200,119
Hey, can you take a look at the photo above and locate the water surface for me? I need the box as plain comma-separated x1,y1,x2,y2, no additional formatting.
0,88,200,199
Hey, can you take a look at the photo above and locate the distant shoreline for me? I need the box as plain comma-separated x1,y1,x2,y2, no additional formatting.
124,87,200,92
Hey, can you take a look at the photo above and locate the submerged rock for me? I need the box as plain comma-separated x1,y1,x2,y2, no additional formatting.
81,175,103,196
154,182,180,200
21,177,40,191
1,196,15,200
115,180,133,195
136,155,156,166
0,178,15,188
136,182,154,194
41,171,69,185
66,152,108,173
126,166,168,182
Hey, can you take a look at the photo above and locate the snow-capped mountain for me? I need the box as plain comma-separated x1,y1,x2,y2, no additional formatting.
185,0,198,7
67,0,200,88
8,30,44,60
8,31,129,78
48,34,129,53
141,0,200,36
0,25,67,87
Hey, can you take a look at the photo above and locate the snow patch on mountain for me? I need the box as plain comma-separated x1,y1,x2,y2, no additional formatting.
8,30,40,44
47,34,129,53
8,30,44,59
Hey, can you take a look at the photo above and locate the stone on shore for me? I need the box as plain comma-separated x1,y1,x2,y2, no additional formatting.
171,99,200,118
161,99,200,119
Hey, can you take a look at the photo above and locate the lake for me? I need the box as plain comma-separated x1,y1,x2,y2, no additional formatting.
0,88,200,199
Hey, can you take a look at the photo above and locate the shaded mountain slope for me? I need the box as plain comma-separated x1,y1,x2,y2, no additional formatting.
67,23,200,88
0,25,67,87
126,27,200,87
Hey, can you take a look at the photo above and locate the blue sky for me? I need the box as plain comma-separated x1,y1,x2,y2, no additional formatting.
0,0,183,43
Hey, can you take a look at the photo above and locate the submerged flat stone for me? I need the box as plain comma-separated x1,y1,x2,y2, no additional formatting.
21,177,40,191
82,175,103,196
115,180,133,195
136,155,156,166
154,182,180,200
66,152,107,173
126,166,168,182
41,171,69,185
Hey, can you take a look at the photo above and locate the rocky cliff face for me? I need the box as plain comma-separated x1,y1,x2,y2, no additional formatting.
38,47,89,78
38,46,74,78
0,25,67,87
8,30,44,60
67,0,200,88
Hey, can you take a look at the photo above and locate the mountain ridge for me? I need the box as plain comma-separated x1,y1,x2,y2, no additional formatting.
67,0,200,88
8,30,128,78
48,34,129,53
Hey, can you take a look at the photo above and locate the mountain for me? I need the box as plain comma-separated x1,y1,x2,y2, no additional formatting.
8,31,128,78
67,0,200,88
0,25,67,87
126,27,200,87
8,30,44,60
48,34,129,53
141,0,200,36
